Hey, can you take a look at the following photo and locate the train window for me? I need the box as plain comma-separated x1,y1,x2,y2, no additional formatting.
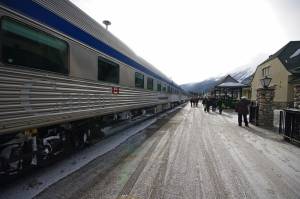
162,85,166,92
1,17,68,74
147,77,153,90
135,72,144,88
98,56,119,84
157,82,161,92
167,86,171,93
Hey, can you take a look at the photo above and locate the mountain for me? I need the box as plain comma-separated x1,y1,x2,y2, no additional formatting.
229,65,256,82
181,65,256,93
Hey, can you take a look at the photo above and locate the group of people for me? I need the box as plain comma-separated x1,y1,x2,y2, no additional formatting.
190,97,200,107
202,97,224,114
190,96,250,127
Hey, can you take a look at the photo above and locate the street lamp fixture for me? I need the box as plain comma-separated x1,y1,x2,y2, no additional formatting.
102,20,111,30
260,76,272,88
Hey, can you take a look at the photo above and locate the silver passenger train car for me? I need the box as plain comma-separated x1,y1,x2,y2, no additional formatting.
0,0,187,176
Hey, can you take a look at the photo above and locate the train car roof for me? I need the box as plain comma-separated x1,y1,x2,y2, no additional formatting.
0,0,179,88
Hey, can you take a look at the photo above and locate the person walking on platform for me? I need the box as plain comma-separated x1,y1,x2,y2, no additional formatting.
195,97,199,107
217,99,224,114
211,97,217,112
235,96,250,127
202,97,207,111
205,97,211,112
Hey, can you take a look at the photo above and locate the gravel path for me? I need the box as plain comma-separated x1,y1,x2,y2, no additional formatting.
37,105,300,199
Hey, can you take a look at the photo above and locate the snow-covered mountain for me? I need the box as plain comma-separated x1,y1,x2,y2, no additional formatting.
229,65,256,82
181,65,256,93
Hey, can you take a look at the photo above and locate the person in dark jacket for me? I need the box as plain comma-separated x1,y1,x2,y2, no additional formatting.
195,97,199,107
206,97,212,112
211,97,217,112
202,97,208,111
217,99,223,114
235,96,250,126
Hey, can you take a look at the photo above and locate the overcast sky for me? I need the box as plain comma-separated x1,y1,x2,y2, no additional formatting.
70,0,300,84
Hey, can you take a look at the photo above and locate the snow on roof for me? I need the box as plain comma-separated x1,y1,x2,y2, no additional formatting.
216,82,247,88
290,48,300,59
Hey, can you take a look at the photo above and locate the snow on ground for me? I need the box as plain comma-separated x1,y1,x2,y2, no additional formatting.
222,110,300,186
2,105,299,199
0,118,157,199
74,105,300,199
0,105,185,199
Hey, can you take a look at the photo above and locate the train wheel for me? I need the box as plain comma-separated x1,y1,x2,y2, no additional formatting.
72,129,90,149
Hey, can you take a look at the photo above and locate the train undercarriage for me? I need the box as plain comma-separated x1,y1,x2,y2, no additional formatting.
0,102,181,182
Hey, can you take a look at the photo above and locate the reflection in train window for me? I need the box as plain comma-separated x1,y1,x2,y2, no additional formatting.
162,85,166,92
135,72,144,89
1,17,69,74
167,86,171,93
98,56,119,84
157,82,161,92
147,77,153,90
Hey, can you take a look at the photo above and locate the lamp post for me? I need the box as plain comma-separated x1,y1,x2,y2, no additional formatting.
260,76,272,88
256,76,274,127
102,20,111,30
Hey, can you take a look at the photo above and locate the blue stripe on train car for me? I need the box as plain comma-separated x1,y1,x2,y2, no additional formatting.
0,0,179,89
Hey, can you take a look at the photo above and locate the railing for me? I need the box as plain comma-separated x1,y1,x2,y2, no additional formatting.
284,109,300,144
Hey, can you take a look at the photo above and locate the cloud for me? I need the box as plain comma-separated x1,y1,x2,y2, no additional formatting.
267,0,300,38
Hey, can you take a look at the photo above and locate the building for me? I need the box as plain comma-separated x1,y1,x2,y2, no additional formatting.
251,41,300,109
241,75,253,100
214,75,247,100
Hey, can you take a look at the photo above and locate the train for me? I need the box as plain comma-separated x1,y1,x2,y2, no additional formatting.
0,0,187,178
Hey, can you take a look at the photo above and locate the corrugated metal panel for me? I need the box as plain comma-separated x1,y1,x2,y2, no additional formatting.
0,65,171,134
33,0,171,82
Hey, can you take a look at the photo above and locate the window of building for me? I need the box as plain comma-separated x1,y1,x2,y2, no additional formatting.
135,72,144,88
262,66,270,77
147,77,153,90
157,82,161,92
98,56,119,84
1,17,68,74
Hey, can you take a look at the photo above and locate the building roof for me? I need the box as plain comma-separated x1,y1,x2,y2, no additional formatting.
214,75,247,88
259,41,300,75
214,75,238,86
220,75,239,83
216,82,247,88
288,77,300,84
